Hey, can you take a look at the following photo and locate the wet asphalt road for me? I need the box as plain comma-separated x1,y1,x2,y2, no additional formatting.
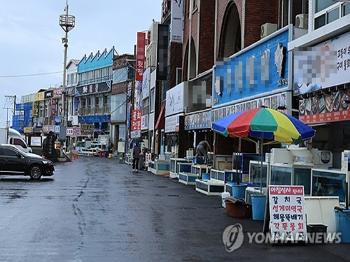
0,158,349,262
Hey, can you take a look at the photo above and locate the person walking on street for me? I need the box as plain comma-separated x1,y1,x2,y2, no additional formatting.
132,143,141,172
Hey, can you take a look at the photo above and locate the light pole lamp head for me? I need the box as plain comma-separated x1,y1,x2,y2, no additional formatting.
59,14,75,33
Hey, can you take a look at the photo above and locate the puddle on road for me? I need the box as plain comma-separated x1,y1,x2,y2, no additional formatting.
1,191,28,204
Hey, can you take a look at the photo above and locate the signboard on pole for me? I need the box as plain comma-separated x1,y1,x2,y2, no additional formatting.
269,185,307,242
170,0,184,43
136,32,146,81
131,109,141,130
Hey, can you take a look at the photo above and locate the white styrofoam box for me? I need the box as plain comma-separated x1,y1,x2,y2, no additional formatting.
304,196,340,233
221,192,230,208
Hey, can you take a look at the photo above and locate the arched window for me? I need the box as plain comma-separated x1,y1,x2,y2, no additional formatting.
218,2,241,60
183,42,189,81
189,38,197,79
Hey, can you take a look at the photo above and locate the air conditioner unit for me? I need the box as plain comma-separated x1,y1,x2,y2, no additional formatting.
261,23,278,38
295,14,308,29
312,149,333,168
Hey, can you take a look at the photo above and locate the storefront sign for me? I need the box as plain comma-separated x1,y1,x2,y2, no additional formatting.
55,116,61,124
299,89,350,124
66,128,74,136
66,87,75,96
213,28,289,107
165,114,181,133
170,0,184,43
294,31,350,95
269,185,306,242
66,127,81,137
51,98,58,117
53,88,63,99
149,112,155,131
24,127,33,134
43,125,55,134
166,82,186,116
150,70,156,89
33,127,42,134
80,124,94,136
136,32,146,81
142,68,151,99
131,109,141,132
45,90,53,99
30,137,42,147
185,110,212,130
76,81,112,96
141,114,149,130
131,130,141,139
54,125,60,134
212,92,291,122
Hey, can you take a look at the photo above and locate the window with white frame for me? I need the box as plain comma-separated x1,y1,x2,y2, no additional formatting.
314,0,350,30
96,68,101,79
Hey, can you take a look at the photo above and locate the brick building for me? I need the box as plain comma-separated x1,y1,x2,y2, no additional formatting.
182,0,215,80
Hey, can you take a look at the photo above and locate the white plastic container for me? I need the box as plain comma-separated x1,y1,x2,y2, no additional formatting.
221,192,230,208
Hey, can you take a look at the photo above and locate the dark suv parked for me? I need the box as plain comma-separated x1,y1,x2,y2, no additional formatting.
0,144,54,180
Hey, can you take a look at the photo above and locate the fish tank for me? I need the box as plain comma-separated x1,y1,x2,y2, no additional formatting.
293,167,312,195
311,169,347,203
270,164,312,195
249,161,268,187
270,164,292,185
233,153,262,183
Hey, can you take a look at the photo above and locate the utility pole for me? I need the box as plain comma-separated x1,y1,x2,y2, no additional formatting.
4,95,16,141
59,0,75,129
4,95,16,128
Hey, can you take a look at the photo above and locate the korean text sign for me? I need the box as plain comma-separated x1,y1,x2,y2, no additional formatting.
131,109,141,131
136,32,146,81
269,185,306,242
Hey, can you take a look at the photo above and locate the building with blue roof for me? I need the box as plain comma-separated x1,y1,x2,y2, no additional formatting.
75,47,117,136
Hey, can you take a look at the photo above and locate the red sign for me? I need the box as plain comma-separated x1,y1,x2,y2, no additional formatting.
136,32,146,81
299,89,350,124
269,185,306,242
131,109,141,131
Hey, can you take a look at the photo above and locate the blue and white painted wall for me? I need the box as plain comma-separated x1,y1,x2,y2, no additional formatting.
212,27,291,110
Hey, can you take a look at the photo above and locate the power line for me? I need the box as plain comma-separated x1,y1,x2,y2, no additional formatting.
0,71,63,78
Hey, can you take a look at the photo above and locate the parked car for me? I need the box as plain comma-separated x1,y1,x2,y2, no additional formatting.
0,144,54,180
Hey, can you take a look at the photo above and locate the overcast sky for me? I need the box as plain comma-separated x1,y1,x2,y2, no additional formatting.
0,0,161,127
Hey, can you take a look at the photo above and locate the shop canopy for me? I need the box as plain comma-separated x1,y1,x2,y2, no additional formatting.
212,107,315,144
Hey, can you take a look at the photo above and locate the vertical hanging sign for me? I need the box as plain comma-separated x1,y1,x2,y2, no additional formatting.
136,32,146,81
131,32,146,139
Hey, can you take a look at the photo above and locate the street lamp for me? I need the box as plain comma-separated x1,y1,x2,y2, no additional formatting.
59,0,75,128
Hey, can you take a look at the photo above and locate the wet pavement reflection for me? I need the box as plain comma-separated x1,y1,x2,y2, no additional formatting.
0,158,349,262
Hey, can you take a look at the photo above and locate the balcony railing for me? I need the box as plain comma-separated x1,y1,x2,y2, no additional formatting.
79,105,111,116
78,75,113,86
